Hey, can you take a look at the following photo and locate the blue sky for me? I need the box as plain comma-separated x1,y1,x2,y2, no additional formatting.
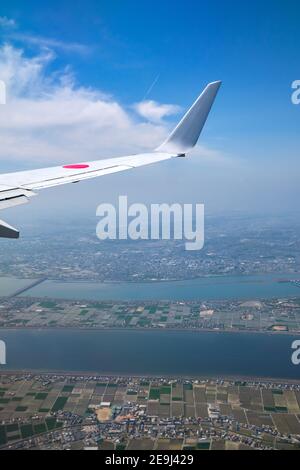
0,0,299,224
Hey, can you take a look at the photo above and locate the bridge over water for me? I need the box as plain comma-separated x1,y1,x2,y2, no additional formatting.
9,277,47,297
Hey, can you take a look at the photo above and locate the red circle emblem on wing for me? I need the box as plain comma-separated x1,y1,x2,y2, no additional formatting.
63,164,90,169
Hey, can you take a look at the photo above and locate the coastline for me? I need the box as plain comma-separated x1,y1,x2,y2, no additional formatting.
2,270,300,285
1,368,300,385
0,325,299,336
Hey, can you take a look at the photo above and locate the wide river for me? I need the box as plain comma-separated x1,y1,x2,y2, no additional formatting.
0,329,299,380
22,273,300,301
1,273,300,380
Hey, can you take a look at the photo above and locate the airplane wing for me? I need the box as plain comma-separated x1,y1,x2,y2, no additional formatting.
0,81,221,238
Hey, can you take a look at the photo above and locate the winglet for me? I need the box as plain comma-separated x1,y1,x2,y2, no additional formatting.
156,81,221,154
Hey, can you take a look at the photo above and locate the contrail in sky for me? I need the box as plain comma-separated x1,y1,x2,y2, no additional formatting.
143,74,160,100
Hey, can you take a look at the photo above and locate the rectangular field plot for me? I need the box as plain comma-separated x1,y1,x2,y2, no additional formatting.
246,411,274,427
171,402,184,417
272,414,300,435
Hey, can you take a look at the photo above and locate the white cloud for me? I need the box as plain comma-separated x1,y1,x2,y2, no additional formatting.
0,44,55,98
0,16,16,29
133,100,181,123
9,33,90,55
0,44,168,165
0,15,88,55
0,44,226,174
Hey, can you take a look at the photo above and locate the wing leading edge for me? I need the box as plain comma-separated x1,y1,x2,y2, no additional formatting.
0,81,221,238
